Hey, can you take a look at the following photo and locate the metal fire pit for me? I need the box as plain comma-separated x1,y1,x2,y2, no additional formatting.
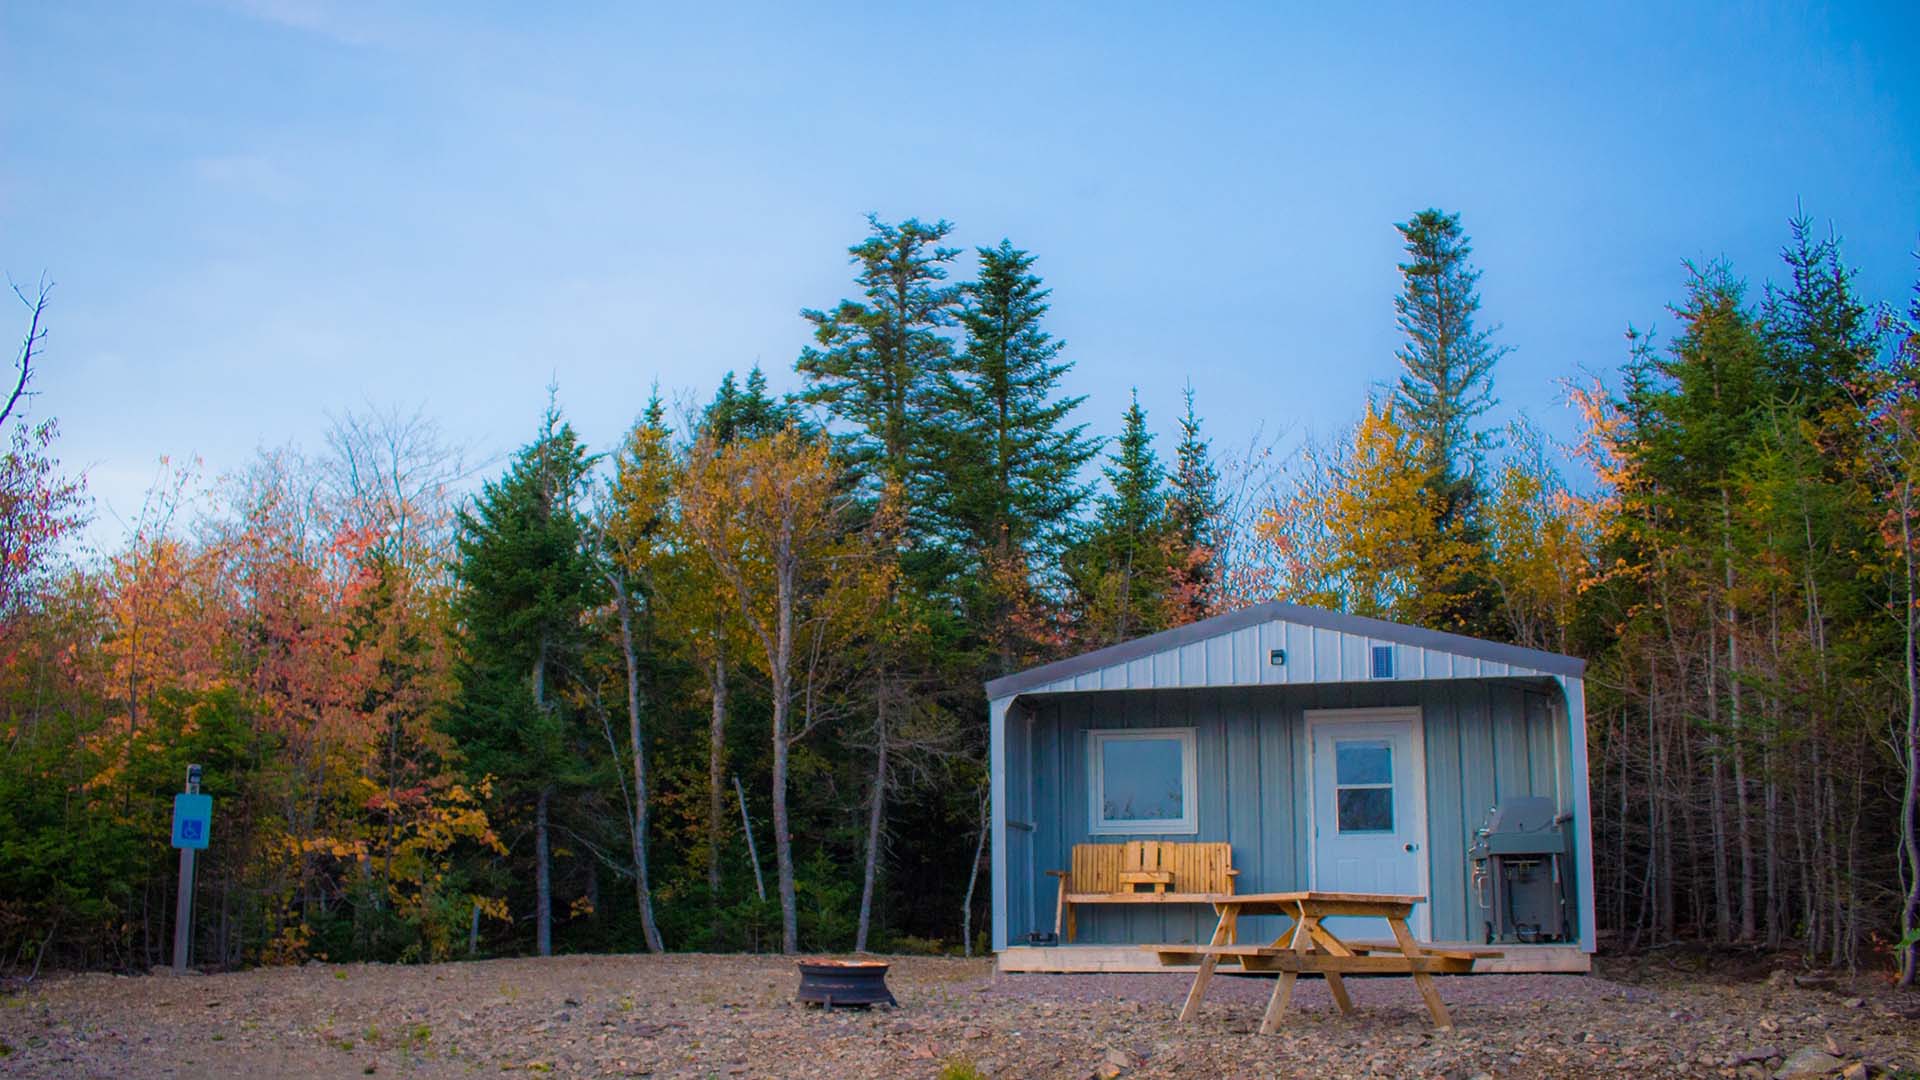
795,959,898,1009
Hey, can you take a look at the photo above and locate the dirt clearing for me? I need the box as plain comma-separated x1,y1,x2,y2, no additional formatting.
2,954,1915,1078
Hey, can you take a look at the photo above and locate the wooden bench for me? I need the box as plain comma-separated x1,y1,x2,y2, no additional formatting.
1045,841,1238,943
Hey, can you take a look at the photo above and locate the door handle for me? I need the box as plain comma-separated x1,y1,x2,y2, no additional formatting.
1404,842,1419,853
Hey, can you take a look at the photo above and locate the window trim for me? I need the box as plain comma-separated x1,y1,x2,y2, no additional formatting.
1087,726,1199,836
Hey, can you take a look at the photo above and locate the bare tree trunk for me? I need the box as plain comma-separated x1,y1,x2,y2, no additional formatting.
1899,478,1920,987
533,640,553,958
855,690,889,953
610,574,664,953
1722,492,1756,943
535,786,553,958
771,569,799,954
962,785,989,958
708,652,728,920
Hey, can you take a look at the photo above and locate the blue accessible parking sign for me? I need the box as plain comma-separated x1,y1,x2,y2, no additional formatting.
172,793,212,850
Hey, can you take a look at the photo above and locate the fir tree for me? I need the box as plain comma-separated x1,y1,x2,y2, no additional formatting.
1389,208,1504,632
702,366,803,445
1391,208,1505,489
926,240,1096,669
444,402,603,957
1069,390,1174,643
1166,384,1223,622
797,215,959,493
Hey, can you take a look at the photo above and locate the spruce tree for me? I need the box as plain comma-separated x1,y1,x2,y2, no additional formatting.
1390,208,1504,631
1392,208,1505,489
797,215,959,494
703,366,803,444
1069,391,1174,643
926,240,1095,669
1166,385,1223,622
445,403,602,957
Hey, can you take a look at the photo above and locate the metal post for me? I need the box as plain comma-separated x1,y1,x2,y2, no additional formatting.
172,765,201,974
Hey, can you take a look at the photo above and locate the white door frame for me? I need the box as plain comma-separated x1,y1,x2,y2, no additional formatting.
1304,706,1430,940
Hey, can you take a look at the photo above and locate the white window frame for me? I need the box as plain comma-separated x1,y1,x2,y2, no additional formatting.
1087,726,1199,836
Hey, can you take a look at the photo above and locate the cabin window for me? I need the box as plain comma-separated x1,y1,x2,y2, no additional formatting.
1334,738,1394,832
1087,727,1198,835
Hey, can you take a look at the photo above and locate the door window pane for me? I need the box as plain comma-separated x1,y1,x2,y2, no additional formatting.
1333,738,1393,833
1335,741,1392,785
1337,787,1394,832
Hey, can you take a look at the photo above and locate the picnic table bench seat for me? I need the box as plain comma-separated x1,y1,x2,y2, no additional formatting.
1046,840,1238,943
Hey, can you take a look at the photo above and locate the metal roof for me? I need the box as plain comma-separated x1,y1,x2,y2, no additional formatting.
984,601,1585,701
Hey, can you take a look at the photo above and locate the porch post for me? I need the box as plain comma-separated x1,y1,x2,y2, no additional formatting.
989,695,1010,953
1557,675,1597,953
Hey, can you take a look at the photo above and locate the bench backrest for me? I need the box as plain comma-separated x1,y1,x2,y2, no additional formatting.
1068,841,1234,894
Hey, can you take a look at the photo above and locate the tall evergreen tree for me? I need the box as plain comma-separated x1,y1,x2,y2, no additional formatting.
1068,391,1174,644
926,240,1096,670
1389,208,1504,631
1166,384,1223,622
445,403,602,957
703,366,803,444
798,215,959,496
1391,209,1505,488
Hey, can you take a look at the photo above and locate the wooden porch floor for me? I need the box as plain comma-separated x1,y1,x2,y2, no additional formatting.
995,942,1590,975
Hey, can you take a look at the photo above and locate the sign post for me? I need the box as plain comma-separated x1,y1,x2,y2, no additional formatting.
171,764,210,974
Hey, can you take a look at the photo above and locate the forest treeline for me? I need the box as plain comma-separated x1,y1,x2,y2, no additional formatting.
1,210,1917,984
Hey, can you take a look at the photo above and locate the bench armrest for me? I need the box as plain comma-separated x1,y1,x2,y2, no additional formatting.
1223,868,1240,875
1044,869,1068,879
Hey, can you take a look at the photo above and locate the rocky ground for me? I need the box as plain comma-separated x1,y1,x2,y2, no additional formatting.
1,953,1916,1078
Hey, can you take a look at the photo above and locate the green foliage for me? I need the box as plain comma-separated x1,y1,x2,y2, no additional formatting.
798,214,959,490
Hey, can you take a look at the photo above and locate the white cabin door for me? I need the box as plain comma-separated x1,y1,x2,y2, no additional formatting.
1308,709,1429,940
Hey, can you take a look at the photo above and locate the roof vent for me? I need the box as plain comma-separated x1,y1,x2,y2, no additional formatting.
1370,645,1395,679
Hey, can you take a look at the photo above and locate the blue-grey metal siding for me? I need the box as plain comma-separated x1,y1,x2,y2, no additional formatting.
1006,678,1573,946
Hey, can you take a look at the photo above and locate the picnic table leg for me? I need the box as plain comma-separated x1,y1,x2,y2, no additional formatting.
1258,972,1298,1036
1387,916,1452,1029
1324,972,1355,1016
1177,901,1239,1023
1178,954,1217,1022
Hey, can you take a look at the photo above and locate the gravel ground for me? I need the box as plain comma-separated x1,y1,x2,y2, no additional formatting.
1,953,1916,1078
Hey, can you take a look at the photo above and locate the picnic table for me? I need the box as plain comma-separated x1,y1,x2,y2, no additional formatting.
1145,891,1501,1032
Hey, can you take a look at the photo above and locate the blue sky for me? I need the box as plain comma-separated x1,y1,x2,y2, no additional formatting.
4,2,1917,540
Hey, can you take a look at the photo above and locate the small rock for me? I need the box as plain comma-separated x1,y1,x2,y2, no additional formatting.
1728,1046,1781,1066
1840,1064,1867,1080
1842,997,1863,1009
962,1026,987,1040
1759,1017,1783,1034
1767,970,1793,989
1772,1047,1845,1079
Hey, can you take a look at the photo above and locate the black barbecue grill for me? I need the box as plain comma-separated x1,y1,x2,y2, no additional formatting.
1468,796,1572,944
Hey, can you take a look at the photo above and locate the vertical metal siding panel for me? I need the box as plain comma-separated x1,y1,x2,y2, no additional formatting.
1492,684,1531,799
1341,632,1367,682
1188,690,1228,943
1206,632,1234,686
1454,656,1480,680
1459,681,1499,841
1126,656,1154,689
1234,625,1260,685
1484,661,1510,678
1253,622,1280,685
1031,701,1064,938
1430,650,1454,679
1524,690,1556,797
1422,684,1469,942
1153,648,1179,688
1226,686,1262,906
1013,699,1029,933
1061,697,1099,940
1178,642,1207,687
1313,627,1341,682
1283,621,1311,686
